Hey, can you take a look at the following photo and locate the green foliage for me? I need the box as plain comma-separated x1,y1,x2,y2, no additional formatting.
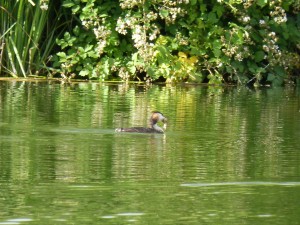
0,0,62,77
52,0,300,85
53,26,103,78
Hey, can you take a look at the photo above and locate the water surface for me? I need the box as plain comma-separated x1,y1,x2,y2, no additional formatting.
0,80,299,224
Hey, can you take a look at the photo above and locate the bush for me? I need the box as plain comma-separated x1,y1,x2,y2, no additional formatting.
53,0,300,85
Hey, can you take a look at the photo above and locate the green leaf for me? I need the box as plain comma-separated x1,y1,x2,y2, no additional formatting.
77,47,87,59
85,45,93,52
232,60,245,72
78,47,84,53
129,66,136,74
156,36,168,45
254,51,265,62
200,4,207,13
274,66,286,77
64,32,71,40
207,12,218,24
103,63,110,75
213,39,221,49
72,5,81,14
171,41,179,50
56,38,65,47
156,46,168,58
212,40,221,57
213,48,221,58
269,71,284,86
272,78,284,86
247,61,259,73
146,67,155,77
190,0,197,5
79,69,90,76
213,5,224,18
76,65,82,71
132,52,138,62
62,0,75,8
57,52,67,58
267,73,275,81
88,51,99,58
159,9,169,18
73,26,80,36
71,56,79,64
257,0,267,8
196,19,205,29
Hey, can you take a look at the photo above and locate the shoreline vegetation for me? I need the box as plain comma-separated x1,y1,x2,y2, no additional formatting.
0,77,275,88
0,0,299,86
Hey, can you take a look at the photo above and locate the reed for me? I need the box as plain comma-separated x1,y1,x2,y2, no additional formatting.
0,0,59,77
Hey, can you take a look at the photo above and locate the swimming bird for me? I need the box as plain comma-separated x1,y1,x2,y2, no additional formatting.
115,111,167,133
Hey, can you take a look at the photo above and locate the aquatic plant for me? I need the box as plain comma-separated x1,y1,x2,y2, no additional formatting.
0,0,61,77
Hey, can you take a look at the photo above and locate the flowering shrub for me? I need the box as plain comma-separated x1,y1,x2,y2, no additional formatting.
53,0,300,85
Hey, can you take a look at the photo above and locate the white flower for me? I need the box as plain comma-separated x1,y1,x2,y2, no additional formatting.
263,45,269,52
259,20,266,25
40,3,48,10
242,16,250,23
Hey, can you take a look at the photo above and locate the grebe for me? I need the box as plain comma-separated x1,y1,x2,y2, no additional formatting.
115,111,167,133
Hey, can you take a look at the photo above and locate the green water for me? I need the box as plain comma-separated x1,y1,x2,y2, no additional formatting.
0,80,299,225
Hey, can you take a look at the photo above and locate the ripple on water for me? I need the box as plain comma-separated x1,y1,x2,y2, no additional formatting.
0,218,33,225
101,212,144,219
180,181,300,187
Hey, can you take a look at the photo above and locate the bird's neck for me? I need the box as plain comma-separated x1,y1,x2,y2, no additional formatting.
152,123,164,133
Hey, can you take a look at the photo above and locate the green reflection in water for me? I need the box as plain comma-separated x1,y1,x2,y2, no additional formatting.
0,80,299,224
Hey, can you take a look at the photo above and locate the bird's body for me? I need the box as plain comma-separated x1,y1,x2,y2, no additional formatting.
115,111,167,134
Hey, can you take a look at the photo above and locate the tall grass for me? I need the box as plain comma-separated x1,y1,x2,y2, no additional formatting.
0,0,60,77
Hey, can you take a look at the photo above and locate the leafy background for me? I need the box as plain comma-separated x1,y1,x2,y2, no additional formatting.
1,0,300,86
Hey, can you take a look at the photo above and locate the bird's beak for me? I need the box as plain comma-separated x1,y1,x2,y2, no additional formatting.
163,118,167,130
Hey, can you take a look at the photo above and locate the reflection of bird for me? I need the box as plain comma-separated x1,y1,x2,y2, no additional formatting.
115,111,167,133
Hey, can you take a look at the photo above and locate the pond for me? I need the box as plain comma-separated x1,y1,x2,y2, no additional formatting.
0,80,299,225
